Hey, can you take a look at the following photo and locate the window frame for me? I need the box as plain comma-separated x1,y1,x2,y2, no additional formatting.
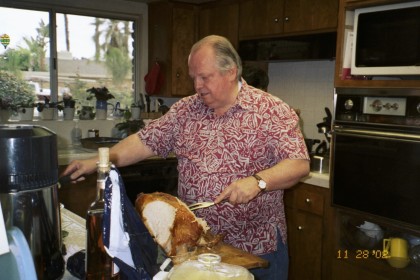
1,0,148,107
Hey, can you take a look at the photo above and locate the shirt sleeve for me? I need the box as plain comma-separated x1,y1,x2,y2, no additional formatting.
269,98,309,161
137,103,180,158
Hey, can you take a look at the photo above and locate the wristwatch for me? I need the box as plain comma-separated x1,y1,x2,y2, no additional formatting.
252,174,267,191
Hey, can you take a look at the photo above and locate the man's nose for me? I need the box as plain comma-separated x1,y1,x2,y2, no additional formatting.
194,78,203,90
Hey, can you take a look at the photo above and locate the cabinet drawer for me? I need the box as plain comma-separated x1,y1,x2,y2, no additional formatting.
295,187,325,215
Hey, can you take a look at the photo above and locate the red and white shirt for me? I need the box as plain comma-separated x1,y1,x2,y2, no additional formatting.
138,81,309,255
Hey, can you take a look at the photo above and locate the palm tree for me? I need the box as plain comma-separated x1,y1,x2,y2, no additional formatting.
23,19,49,71
91,19,132,85
92,18,105,61
64,14,70,52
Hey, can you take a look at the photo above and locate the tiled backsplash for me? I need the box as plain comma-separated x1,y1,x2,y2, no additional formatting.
268,60,335,141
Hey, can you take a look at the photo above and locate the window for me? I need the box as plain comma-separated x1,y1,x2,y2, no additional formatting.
0,5,139,120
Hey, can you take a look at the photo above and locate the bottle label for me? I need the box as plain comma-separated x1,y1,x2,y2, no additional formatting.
97,179,106,190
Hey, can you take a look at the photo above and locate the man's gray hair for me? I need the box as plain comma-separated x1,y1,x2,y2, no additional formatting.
190,35,242,81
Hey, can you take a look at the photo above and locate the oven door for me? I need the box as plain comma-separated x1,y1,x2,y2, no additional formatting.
331,126,420,228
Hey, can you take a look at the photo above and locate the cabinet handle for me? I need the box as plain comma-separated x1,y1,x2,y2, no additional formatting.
297,226,303,230
274,18,279,23
176,72,180,78
284,17,289,22
305,198,311,203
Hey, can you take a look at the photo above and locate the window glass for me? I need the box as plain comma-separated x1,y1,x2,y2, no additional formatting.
0,7,135,120
56,13,134,114
0,7,50,117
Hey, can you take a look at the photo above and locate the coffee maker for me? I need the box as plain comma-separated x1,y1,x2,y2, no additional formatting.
0,125,64,279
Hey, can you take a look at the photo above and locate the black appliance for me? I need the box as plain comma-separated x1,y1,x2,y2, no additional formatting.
331,88,420,230
0,125,64,279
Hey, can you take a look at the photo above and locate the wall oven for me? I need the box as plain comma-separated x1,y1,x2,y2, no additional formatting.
331,88,420,229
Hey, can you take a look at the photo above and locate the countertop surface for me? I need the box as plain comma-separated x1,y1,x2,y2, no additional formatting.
301,172,330,188
58,146,330,189
61,208,86,280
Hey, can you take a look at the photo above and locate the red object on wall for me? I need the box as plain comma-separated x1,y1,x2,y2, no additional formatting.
144,62,164,95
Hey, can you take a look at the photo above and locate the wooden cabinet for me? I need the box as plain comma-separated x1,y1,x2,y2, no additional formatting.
334,0,420,88
284,182,334,280
283,0,339,33
58,158,178,217
239,0,338,40
239,0,284,39
148,1,197,97
198,0,239,49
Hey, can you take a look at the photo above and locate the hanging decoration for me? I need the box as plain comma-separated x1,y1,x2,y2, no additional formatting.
0,34,10,49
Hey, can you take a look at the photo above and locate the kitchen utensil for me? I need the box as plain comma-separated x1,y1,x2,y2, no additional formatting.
315,140,328,155
387,256,410,269
304,138,321,154
188,201,215,211
384,238,409,259
0,125,65,279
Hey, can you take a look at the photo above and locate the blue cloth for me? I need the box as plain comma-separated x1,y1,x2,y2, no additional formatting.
250,232,289,280
103,166,163,279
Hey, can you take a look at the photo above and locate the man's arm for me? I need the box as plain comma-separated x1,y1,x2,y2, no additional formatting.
62,133,155,182
214,159,310,204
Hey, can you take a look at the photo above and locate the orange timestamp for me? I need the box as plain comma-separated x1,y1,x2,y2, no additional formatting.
337,249,391,259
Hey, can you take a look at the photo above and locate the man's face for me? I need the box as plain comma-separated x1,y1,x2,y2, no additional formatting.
188,46,237,111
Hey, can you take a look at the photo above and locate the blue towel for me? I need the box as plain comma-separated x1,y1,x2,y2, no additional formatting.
103,166,163,279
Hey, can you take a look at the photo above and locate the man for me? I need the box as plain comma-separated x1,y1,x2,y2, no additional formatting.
64,35,309,280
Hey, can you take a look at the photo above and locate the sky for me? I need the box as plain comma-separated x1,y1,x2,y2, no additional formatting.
0,7,126,59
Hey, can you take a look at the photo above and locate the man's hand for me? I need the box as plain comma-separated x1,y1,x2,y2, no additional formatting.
214,176,261,205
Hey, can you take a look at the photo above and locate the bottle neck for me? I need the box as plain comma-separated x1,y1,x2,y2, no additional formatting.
96,163,110,200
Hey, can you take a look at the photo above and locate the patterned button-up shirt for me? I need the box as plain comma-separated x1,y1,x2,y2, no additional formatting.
138,81,309,255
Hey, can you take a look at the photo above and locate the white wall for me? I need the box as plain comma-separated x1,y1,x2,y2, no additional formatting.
267,60,335,141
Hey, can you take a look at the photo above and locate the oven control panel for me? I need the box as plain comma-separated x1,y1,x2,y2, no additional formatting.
363,97,406,116
335,94,420,125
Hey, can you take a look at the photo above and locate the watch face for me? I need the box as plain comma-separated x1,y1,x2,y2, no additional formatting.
258,180,267,189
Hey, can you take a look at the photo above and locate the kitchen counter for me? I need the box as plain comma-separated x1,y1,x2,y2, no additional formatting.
61,207,85,280
301,172,330,188
58,146,330,189
58,145,174,165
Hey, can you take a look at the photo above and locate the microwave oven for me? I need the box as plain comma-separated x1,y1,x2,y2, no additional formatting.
350,1,420,76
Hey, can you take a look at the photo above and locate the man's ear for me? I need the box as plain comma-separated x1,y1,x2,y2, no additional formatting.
226,67,238,82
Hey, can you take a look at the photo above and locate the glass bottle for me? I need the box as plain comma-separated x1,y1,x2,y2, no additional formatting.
85,147,119,279
71,120,82,145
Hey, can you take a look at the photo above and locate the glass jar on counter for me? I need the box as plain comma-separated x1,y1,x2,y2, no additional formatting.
168,253,254,280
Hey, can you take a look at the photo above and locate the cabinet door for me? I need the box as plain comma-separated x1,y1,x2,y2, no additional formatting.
148,2,196,97
284,0,338,33
199,0,239,49
289,212,323,280
171,5,196,97
148,2,171,96
239,0,284,39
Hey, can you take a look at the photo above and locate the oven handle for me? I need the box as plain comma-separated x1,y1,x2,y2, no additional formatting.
333,126,420,142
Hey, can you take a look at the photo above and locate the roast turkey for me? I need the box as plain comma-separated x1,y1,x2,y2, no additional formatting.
135,192,216,257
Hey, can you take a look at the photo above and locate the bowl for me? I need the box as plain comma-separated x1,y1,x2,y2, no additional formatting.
342,218,383,249
80,137,121,149
387,257,410,269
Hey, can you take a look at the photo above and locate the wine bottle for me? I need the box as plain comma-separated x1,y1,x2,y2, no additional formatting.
85,147,119,279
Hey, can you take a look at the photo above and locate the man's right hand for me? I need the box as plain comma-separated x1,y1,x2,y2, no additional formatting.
60,157,98,183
